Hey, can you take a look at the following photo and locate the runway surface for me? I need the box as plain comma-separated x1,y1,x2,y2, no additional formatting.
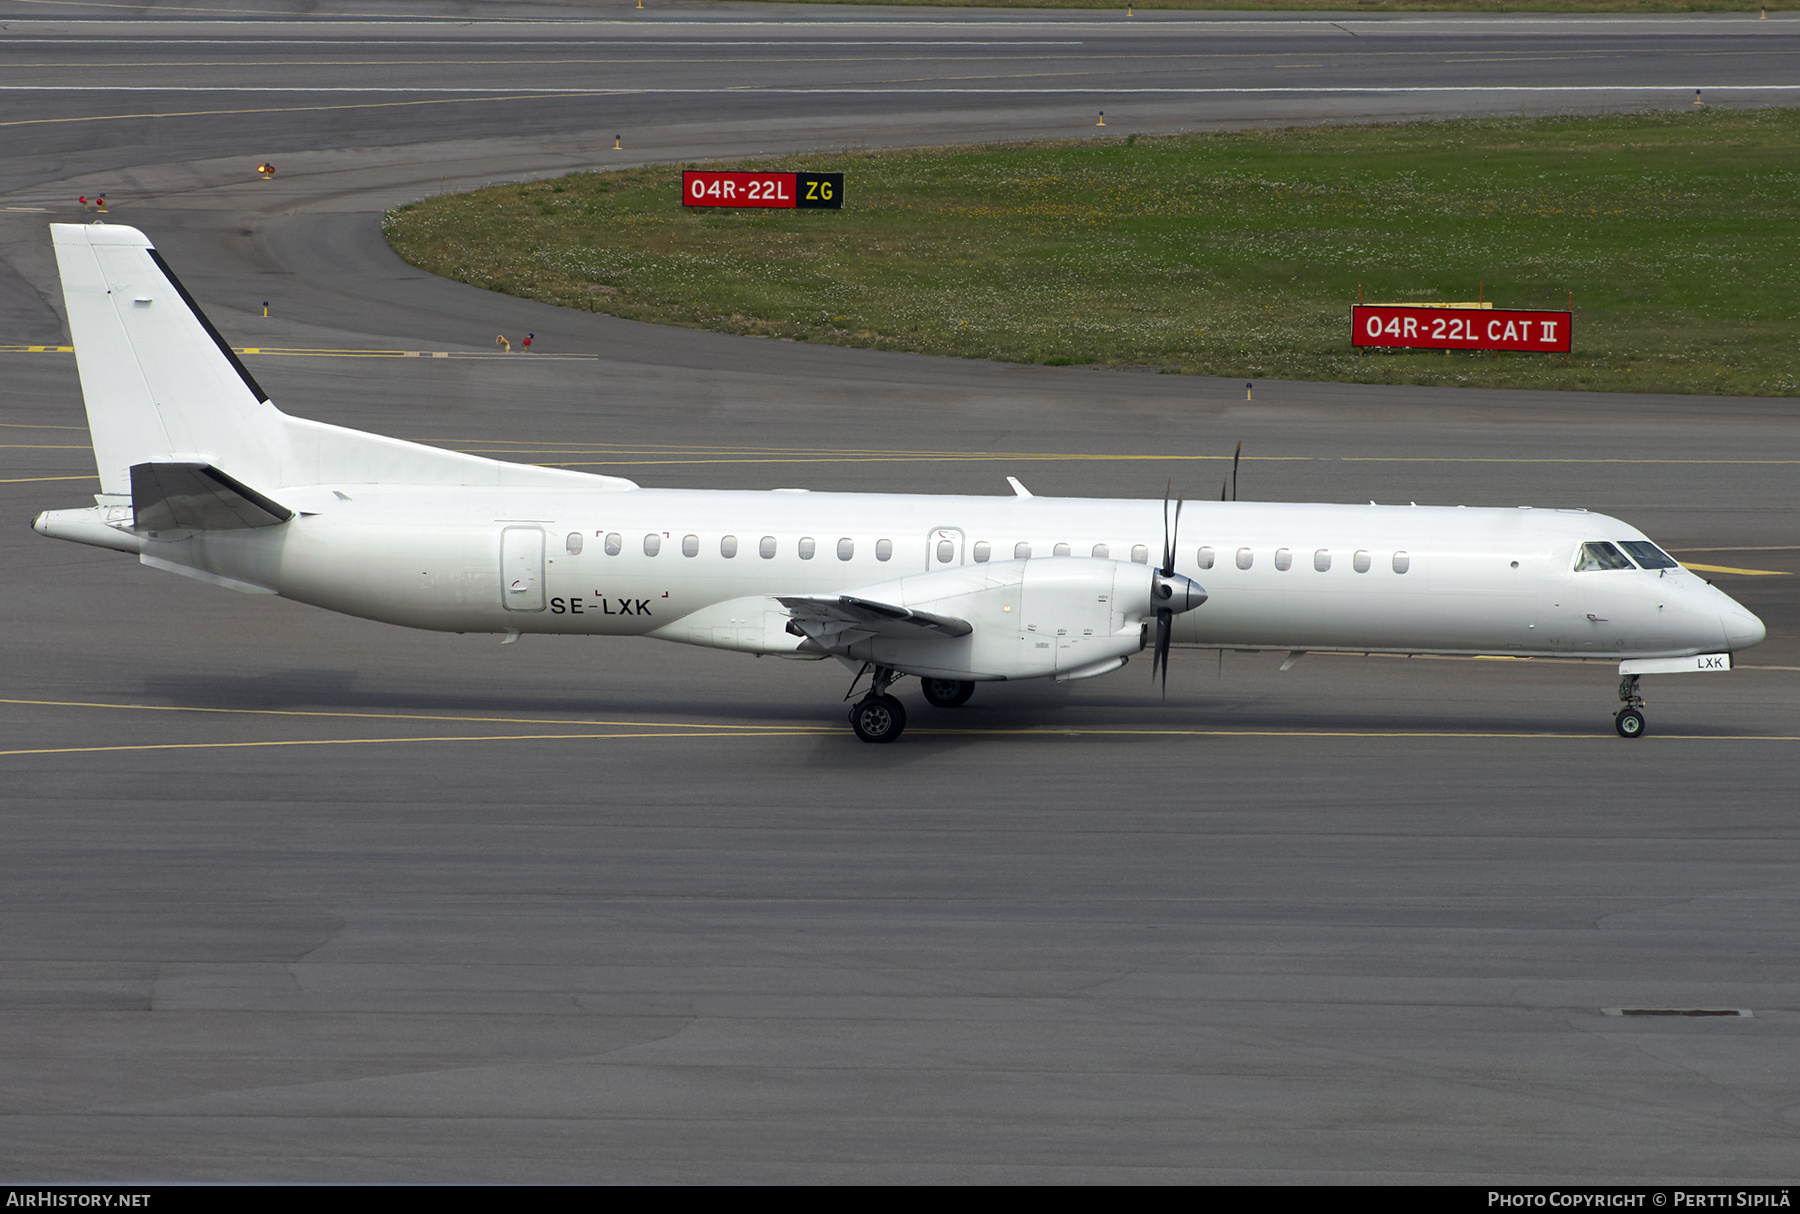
2,0,1798,1183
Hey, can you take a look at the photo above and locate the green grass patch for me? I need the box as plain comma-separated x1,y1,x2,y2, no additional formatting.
385,109,1800,396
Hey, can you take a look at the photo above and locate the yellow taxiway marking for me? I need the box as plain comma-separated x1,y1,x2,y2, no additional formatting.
0,696,813,731
1682,562,1790,576
1340,457,1800,465
0,444,93,450
0,731,835,758
3,728,1797,759
0,422,87,430
0,90,621,131
0,474,98,483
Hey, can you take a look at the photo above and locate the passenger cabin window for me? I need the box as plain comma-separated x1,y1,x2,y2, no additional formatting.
876,539,893,562
1092,543,1109,559
1573,541,1633,572
798,537,816,560
1236,547,1254,570
1053,542,1071,557
937,539,955,563
1353,550,1371,573
643,533,661,557
1393,551,1411,574
759,536,777,559
1314,549,1331,572
720,535,738,558
682,534,699,558
566,532,583,555
1015,542,1032,560
1619,540,1679,570
973,541,991,563
839,538,855,561
1130,545,1149,564
1274,548,1293,571
604,532,622,556
1196,546,1214,570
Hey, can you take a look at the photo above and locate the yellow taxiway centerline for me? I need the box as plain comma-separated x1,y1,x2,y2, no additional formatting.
1682,563,1790,577
3,728,1797,759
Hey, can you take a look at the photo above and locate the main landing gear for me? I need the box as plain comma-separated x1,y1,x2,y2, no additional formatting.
920,677,975,709
847,670,977,742
1615,674,1647,739
849,666,907,744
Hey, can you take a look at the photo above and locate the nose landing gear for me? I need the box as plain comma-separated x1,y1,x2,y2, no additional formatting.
1615,674,1647,738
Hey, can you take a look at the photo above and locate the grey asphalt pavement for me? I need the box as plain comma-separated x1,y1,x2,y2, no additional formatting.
1,0,1797,1184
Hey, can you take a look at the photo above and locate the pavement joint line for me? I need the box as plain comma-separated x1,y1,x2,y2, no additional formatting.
0,91,618,129
0,345,596,359
12,85,1800,94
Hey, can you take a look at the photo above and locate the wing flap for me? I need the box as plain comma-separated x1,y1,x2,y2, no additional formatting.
777,594,973,643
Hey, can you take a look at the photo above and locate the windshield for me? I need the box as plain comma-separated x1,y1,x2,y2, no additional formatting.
1619,540,1680,570
1573,541,1635,572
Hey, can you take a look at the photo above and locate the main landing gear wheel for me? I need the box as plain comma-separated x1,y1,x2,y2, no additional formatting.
920,678,975,708
850,694,907,743
1615,708,1646,739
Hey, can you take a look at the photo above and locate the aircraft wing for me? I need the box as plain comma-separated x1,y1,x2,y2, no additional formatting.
777,594,972,647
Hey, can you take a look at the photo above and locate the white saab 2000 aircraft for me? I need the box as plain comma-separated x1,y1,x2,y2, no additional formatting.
33,224,1765,741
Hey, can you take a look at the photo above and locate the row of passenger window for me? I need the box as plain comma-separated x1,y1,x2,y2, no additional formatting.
1195,546,1410,575
568,532,896,561
564,531,1413,574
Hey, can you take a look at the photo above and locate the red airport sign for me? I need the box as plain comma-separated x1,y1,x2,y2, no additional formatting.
682,170,843,210
1352,305,1571,353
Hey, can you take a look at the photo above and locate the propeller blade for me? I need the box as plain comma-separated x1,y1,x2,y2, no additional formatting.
1159,484,1186,579
1170,496,1184,576
1155,608,1172,698
1231,441,1242,502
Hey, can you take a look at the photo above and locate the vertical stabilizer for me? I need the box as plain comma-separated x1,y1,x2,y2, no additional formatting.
52,223,284,495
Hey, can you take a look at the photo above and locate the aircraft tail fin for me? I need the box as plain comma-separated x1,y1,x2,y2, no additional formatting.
52,222,286,497
52,222,636,495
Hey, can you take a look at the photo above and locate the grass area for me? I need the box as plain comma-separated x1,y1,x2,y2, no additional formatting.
385,109,1800,396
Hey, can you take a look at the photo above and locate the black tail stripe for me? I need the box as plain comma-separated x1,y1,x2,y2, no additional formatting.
146,247,270,404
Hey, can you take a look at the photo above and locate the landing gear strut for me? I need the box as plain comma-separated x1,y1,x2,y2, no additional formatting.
1615,674,1647,739
849,665,907,743
921,677,975,708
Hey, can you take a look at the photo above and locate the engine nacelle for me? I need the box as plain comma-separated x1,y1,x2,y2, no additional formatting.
821,557,1205,682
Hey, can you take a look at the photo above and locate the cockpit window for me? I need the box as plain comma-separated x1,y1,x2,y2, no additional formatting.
1619,540,1679,570
1573,541,1635,572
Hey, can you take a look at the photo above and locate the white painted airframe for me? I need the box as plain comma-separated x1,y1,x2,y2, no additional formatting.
32,224,1765,741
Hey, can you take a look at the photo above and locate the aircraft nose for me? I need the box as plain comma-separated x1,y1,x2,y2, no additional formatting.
1720,598,1766,651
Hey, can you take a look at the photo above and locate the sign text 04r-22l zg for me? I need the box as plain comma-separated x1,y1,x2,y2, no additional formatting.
682,171,843,209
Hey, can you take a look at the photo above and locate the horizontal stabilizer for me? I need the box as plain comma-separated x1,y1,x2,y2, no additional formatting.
778,594,972,640
131,461,293,530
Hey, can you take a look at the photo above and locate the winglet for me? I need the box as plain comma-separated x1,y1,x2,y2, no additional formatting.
1006,476,1032,498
